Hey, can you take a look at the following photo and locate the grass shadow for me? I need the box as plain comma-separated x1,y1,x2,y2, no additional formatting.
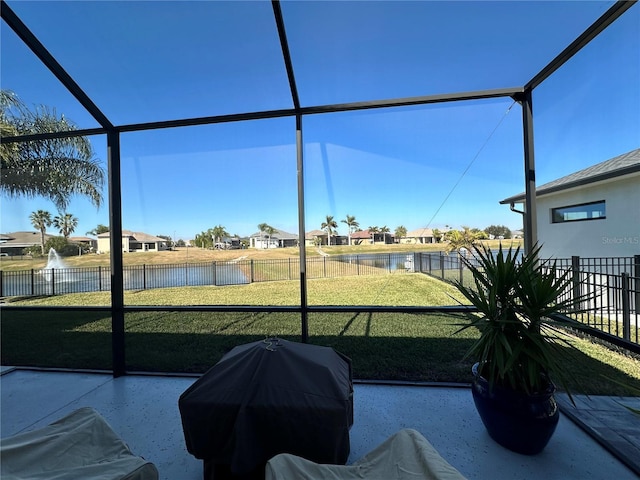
1,309,638,395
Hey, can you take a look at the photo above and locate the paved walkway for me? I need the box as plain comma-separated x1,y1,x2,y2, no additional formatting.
557,393,640,477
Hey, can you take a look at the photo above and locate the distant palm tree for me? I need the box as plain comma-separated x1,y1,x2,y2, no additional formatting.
265,225,277,248
210,225,229,244
53,212,78,238
321,215,338,246
258,223,276,248
395,225,407,243
368,226,379,244
29,210,52,254
445,226,483,255
341,214,359,246
194,231,211,249
86,224,109,236
379,225,391,244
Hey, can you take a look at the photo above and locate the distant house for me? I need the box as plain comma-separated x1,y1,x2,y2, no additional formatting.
69,236,98,252
0,231,53,256
305,229,326,247
304,230,347,246
249,229,298,249
350,230,374,245
403,228,435,245
214,236,242,249
500,148,640,258
96,230,169,253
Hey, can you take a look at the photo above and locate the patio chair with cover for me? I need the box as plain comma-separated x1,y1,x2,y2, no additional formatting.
265,428,467,480
0,407,158,480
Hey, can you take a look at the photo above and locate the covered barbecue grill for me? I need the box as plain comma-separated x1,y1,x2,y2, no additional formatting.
179,338,353,479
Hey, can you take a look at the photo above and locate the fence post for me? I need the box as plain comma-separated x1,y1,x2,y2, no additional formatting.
622,272,631,341
213,261,217,286
31,269,35,295
634,255,640,313
440,253,445,280
288,258,292,280
185,263,189,286
323,256,327,278
571,256,581,311
250,260,254,283
143,264,147,290
98,266,102,291
428,253,432,274
388,253,392,273
357,255,360,275
51,269,55,296
459,254,464,285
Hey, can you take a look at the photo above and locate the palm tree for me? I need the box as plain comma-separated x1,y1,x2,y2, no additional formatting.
341,214,359,246
258,223,276,249
29,210,52,255
321,215,338,246
368,226,379,244
210,225,229,245
379,225,391,244
194,231,211,249
433,228,442,243
53,213,78,238
1,90,105,211
394,225,407,243
445,225,483,255
86,224,109,236
0,91,20,164
265,226,278,247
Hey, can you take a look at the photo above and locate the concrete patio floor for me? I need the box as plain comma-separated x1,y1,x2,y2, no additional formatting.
1,367,638,480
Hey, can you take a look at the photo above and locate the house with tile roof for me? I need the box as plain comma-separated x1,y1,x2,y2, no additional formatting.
402,228,436,245
304,229,348,247
305,229,327,247
96,230,169,253
500,148,640,258
0,231,54,256
69,236,98,252
248,228,299,249
349,230,374,245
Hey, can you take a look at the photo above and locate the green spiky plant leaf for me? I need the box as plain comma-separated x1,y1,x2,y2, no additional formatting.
454,243,589,403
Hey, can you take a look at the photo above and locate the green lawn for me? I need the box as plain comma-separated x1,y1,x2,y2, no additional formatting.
2,274,639,396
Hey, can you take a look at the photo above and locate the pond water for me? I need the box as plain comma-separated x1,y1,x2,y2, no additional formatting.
2,262,248,297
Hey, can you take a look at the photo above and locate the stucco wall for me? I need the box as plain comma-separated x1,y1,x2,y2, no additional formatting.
97,236,132,253
536,173,640,259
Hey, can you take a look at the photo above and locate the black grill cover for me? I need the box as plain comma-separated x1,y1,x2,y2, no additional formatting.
179,338,353,476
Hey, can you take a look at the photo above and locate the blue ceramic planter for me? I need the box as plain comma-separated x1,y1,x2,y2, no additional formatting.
471,363,560,455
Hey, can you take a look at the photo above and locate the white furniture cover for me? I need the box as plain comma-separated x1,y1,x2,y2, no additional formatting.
265,428,467,480
0,407,158,480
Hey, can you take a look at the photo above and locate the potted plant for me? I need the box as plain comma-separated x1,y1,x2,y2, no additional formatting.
454,244,582,455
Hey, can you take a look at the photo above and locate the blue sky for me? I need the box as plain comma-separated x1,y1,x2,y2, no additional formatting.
1,1,638,241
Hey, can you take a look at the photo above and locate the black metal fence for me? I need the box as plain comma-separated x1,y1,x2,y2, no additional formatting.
553,255,640,347
3,251,638,349
553,255,639,277
414,251,480,288
0,253,418,297
556,269,639,346
416,252,640,349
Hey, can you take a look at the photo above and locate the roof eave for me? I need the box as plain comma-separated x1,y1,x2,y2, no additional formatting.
499,164,640,205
